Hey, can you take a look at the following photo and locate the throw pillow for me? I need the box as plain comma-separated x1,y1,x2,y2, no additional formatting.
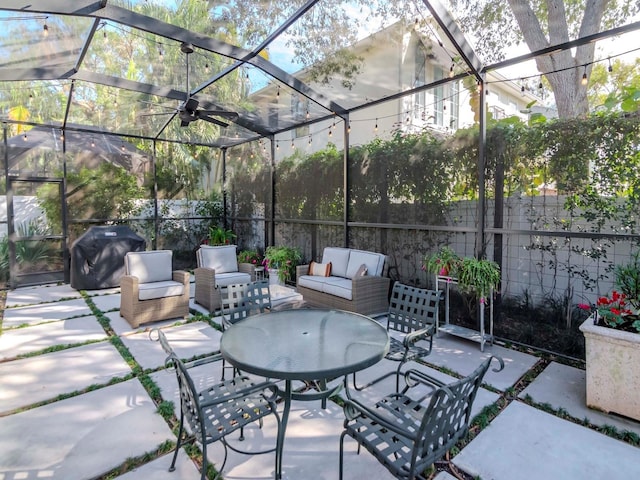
354,263,368,277
309,261,332,277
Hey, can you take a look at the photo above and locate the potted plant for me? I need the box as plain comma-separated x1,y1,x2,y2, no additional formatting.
423,246,500,300
578,252,640,421
263,246,302,285
206,226,236,246
423,246,461,277
237,249,263,267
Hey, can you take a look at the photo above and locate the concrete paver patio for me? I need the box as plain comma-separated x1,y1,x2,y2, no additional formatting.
1,282,639,479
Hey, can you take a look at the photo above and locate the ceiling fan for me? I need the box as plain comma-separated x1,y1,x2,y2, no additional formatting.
140,42,239,128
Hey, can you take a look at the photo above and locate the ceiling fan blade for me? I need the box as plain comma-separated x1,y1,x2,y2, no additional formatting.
138,112,174,117
199,115,229,128
199,110,239,120
184,97,199,111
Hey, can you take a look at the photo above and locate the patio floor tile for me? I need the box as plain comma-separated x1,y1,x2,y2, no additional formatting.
122,321,221,371
519,361,640,436
112,449,200,479
2,298,92,328
0,341,131,414
0,378,174,480
4,284,83,307
427,333,539,391
90,292,122,312
0,315,107,360
453,401,640,479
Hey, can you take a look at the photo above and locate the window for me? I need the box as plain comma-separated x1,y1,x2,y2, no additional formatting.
433,66,444,126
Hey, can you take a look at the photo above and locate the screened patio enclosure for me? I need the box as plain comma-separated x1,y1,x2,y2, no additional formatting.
1,0,640,355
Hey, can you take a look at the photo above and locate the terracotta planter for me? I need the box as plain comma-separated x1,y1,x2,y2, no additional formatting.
579,315,640,421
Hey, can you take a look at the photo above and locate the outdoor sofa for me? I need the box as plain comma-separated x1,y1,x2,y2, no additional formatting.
296,247,390,315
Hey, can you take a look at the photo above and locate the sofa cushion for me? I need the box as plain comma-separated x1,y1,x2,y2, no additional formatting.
346,250,385,278
309,261,332,277
198,245,238,273
214,271,251,287
322,247,351,278
298,274,328,291
322,276,353,300
138,280,184,300
354,264,368,277
125,250,172,284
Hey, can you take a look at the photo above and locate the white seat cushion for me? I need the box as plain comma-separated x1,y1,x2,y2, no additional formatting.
214,271,251,287
197,245,238,273
138,280,184,300
321,276,353,300
322,247,351,278
125,250,172,283
346,250,385,278
298,274,329,291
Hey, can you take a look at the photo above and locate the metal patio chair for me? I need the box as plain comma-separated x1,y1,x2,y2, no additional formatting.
340,355,504,480
151,328,282,480
218,280,272,379
354,282,442,391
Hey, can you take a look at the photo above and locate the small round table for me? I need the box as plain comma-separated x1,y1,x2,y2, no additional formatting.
220,308,389,479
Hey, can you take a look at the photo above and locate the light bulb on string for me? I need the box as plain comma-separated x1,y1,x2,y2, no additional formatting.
23,134,28,141
158,48,164,60
608,58,613,73
328,128,332,137
276,142,279,151
449,63,454,78
91,139,95,148
291,141,295,150
581,66,588,85
43,23,49,37
347,122,351,133
374,119,378,132
205,63,209,74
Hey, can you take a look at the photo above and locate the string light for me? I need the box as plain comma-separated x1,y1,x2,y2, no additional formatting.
608,57,613,73
306,110,310,119
23,134,27,141
581,66,588,85
291,140,295,150
43,22,49,37
538,77,543,90
205,63,209,74
374,119,378,132
449,63,454,78
158,48,164,60
91,139,95,148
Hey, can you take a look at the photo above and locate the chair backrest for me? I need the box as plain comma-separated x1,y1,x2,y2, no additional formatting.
387,282,441,334
150,329,206,442
245,280,272,313
197,245,239,272
413,356,503,466
218,282,253,328
124,250,173,283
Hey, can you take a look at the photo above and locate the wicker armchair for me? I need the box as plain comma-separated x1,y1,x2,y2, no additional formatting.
340,356,504,480
119,250,190,328
194,245,255,312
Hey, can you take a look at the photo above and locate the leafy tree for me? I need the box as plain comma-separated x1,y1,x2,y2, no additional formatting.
38,162,145,239
449,0,639,118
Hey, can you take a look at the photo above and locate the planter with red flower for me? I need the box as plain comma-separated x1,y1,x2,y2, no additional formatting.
579,288,640,421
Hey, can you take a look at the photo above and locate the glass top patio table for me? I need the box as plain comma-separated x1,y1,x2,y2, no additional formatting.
220,308,390,381
220,308,389,479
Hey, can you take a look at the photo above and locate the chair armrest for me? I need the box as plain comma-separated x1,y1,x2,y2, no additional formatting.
120,275,140,302
342,396,419,441
183,352,224,369
199,378,280,407
351,275,391,297
172,270,190,285
296,264,310,284
195,266,216,284
238,262,256,280
403,324,436,348
401,368,448,392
